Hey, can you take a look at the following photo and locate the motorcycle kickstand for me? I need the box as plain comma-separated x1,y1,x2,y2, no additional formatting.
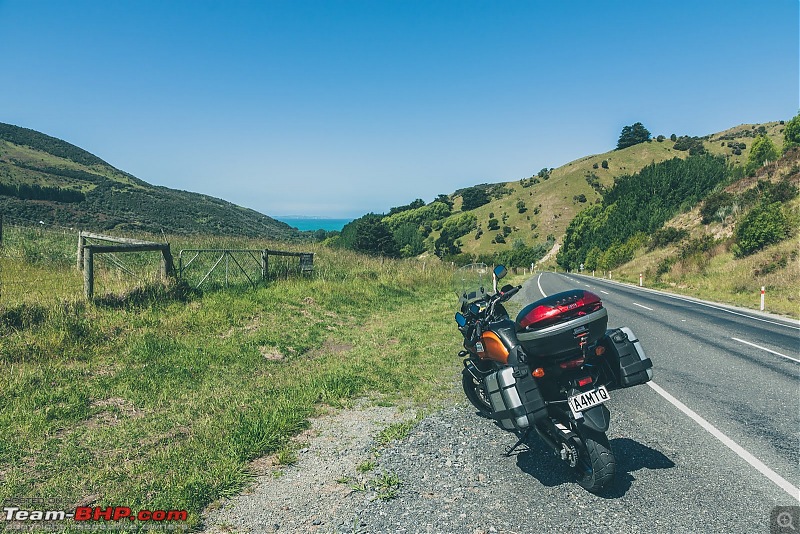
504,428,532,457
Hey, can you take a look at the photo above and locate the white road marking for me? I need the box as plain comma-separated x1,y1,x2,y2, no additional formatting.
732,337,800,364
537,273,547,298
566,273,799,331
600,290,609,295
633,303,654,311
648,381,800,502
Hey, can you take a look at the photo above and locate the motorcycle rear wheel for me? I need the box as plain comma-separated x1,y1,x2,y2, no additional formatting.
461,368,492,417
573,428,616,493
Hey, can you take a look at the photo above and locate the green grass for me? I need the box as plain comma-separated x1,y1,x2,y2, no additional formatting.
356,460,376,473
375,414,422,446
372,471,401,500
0,228,463,530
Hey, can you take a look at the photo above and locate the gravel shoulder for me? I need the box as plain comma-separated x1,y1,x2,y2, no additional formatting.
204,390,785,534
202,402,421,534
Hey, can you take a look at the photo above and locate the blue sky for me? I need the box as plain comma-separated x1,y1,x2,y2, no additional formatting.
1,1,797,218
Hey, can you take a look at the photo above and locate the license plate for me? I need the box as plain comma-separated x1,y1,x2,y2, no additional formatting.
568,386,610,417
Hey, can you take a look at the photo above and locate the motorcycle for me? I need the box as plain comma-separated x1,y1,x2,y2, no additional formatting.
453,264,653,493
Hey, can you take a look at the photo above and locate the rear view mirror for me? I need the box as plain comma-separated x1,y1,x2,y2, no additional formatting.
455,312,467,327
493,265,508,280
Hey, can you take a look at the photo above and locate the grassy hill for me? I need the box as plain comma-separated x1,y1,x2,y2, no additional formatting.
442,121,786,258
0,123,300,239
599,147,799,318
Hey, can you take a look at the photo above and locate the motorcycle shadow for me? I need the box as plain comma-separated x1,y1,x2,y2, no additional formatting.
515,436,675,498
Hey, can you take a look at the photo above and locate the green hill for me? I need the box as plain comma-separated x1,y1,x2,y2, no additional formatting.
600,147,799,317
446,121,786,257
0,123,300,239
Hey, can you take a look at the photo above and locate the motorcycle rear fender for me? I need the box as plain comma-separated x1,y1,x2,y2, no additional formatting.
577,404,611,433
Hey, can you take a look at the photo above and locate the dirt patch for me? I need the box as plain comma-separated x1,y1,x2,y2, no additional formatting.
86,397,144,428
259,346,285,361
202,402,417,533
220,315,262,339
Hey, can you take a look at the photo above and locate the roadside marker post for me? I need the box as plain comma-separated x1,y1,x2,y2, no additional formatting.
760,286,765,311
639,273,643,287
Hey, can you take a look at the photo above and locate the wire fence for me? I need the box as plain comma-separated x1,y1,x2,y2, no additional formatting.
0,220,317,306
0,222,167,306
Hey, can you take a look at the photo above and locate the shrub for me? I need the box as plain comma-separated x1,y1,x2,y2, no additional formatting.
700,191,735,224
647,227,689,251
460,187,490,211
655,257,677,278
747,134,780,173
733,202,789,257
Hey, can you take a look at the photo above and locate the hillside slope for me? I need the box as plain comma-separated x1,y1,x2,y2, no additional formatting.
443,121,786,257
604,148,799,317
0,123,300,239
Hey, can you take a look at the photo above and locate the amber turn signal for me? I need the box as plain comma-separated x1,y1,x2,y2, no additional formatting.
595,345,606,356
532,367,545,378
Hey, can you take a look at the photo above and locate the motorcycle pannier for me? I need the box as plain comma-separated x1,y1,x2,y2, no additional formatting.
515,290,608,360
600,327,653,388
485,367,547,431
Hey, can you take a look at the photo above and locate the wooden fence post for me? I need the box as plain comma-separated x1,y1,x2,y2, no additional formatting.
77,233,86,270
83,247,94,300
261,250,268,280
160,245,176,279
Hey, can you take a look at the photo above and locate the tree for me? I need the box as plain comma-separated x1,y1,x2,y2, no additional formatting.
460,187,489,211
434,194,454,210
733,201,789,257
388,198,424,216
747,134,780,172
394,223,425,257
435,213,476,256
616,122,651,150
783,113,800,153
338,214,399,257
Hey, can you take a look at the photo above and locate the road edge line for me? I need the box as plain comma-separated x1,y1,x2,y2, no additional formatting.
647,381,800,502
564,272,800,330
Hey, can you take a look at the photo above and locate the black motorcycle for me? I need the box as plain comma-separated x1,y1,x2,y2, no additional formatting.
453,264,653,492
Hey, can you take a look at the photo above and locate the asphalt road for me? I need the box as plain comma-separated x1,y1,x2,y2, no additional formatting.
205,271,800,533
508,271,800,531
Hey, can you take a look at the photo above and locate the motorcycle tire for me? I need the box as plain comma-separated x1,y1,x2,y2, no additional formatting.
573,428,616,493
461,368,492,417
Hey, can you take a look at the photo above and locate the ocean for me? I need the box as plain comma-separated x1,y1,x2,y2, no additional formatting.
275,217,353,232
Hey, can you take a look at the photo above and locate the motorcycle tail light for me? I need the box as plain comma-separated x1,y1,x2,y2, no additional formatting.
578,376,593,387
559,356,585,369
595,345,606,356
532,367,545,378
517,290,604,329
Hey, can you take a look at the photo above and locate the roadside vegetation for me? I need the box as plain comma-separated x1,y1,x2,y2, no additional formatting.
0,229,463,529
573,121,800,319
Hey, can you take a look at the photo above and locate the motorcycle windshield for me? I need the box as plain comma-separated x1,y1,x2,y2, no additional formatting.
452,263,491,306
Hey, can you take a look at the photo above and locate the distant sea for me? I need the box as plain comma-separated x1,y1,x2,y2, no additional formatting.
275,217,353,232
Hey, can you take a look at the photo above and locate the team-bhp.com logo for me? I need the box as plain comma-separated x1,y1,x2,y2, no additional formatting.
3,501,188,530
